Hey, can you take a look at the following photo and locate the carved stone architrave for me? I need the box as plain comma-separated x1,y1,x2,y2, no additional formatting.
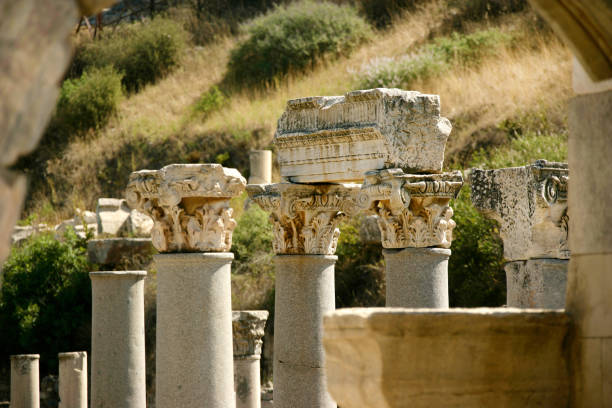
125,164,246,253
470,160,569,261
275,88,452,183
359,169,463,249
247,182,365,255
232,311,269,358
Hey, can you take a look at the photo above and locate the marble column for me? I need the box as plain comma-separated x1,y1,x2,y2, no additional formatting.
90,271,146,408
359,169,463,308
10,354,39,408
249,150,272,185
126,163,246,408
248,183,365,408
58,351,87,408
565,58,612,406
232,311,269,408
470,160,570,308
154,253,235,407
384,247,450,307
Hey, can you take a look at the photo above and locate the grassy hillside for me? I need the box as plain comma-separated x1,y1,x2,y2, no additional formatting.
17,0,571,223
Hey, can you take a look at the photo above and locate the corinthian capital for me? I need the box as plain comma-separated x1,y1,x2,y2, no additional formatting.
125,164,246,253
359,169,463,249
247,183,364,255
232,311,269,358
470,160,569,261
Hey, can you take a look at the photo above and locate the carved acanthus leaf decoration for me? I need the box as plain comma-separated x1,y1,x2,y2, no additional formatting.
247,183,363,255
126,164,246,253
360,169,463,249
232,311,269,358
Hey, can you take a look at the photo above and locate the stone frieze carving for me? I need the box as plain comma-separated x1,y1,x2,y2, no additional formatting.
247,183,364,255
125,164,246,253
232,311,269,358
275,88,452,183
469,160,569,261
359,169,463,248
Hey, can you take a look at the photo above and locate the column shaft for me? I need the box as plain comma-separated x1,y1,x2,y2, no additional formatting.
383,247,450,308
90,271,146,408
235,357,261,408
505,259,568,308
249,150,272,185
10,354,39,408
155,253,235,408
58,351,87,408
273,255,336,408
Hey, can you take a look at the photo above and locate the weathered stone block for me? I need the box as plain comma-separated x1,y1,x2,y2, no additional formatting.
324,308,570,408
275,88,452,183
128,209,154,237
470,160,569,261
96,198,131,236
87,238,154,267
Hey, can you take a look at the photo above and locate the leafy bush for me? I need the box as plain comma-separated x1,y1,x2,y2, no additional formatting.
359,28,511,88
225,0,373,88
445,0,527,30
448,188,505,306
193,86,227,118
0,229,93,374
335,217,385,307
72,18,187,92
232,202,274,277
54,66,123,134
470,131,568,169
335,0,426,28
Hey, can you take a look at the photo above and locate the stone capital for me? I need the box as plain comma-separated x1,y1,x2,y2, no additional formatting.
125,164,246,253
359,168,463,249
232,311,269,358
469,160,569,261
275,88,452,183
247,182,364,255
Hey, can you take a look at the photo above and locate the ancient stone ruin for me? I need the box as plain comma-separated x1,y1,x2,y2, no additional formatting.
2,1,611,404
470,160,569,308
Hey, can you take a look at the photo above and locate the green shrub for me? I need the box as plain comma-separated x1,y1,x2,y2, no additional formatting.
225,0,373,88
359,28,511,88
336,0,425,28
73,18,187,92
193,86,227,118
54,66,123,134
448,188,506,306
470,131,568,169
0,229,92,374
445,0,527,30
335,217,385,307
232,202,274,276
